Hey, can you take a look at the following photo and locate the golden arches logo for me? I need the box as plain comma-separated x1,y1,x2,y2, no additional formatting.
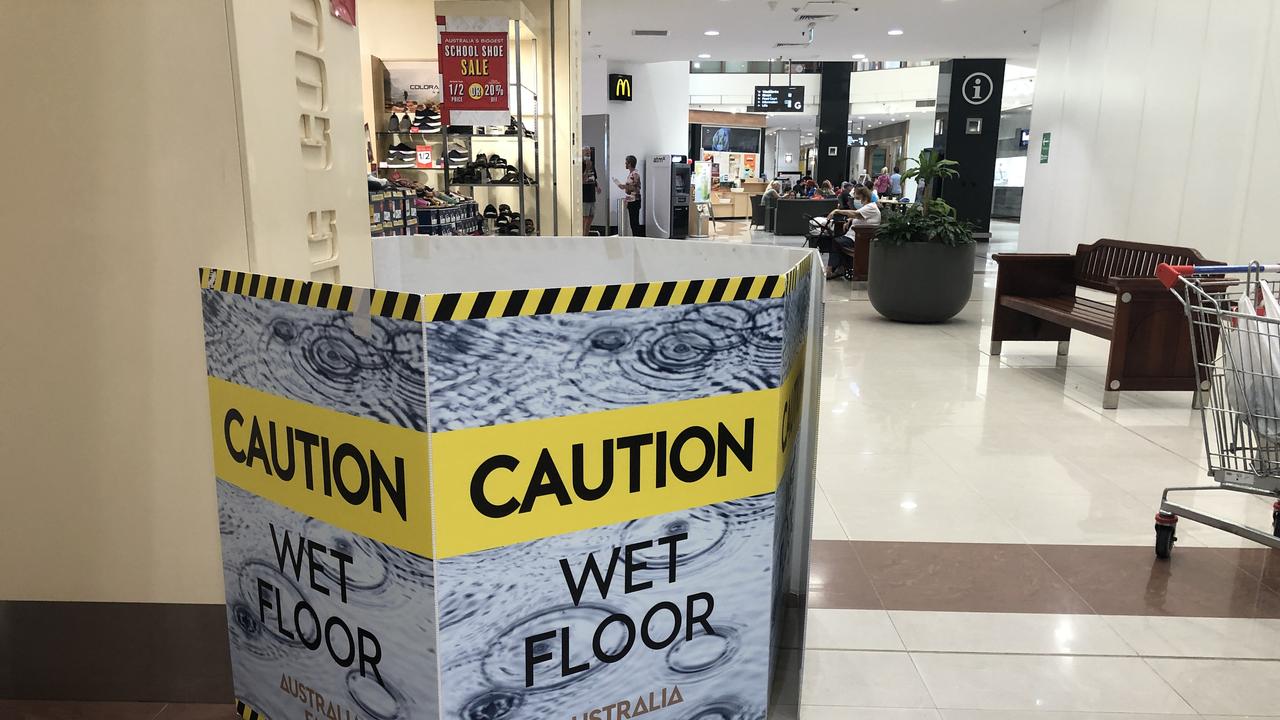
614,76,631,98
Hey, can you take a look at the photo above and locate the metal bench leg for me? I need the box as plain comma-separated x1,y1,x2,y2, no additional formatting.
1102,390,1120,410
989,340,1003,356
1057,340,1070,356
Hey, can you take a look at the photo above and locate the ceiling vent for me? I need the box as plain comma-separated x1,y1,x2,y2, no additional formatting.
631,29,669,37
915,99,937,108
794,1,847,22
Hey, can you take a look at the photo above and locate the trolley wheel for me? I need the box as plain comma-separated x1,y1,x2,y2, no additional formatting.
1155,524,1176,559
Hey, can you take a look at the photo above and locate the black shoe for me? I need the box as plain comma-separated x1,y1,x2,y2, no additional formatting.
525,219,535,235
498,204,511,215
389,113,402,132
447,148,469,164
487,153,505,168
483,204,498,219
448,125,473,135
385,144,414,167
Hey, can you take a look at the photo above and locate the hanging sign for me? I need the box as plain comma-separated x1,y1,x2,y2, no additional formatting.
439,30,509,114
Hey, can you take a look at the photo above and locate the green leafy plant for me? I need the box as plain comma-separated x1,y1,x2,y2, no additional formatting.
901,150,959,211
874,151,974,246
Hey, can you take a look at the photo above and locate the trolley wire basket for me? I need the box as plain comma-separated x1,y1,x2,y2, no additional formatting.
1152,261,1280,558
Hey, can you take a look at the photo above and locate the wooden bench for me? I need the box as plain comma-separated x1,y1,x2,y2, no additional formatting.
992,239,1219,409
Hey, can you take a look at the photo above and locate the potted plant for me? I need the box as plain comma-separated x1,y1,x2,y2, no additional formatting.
867,151,977,323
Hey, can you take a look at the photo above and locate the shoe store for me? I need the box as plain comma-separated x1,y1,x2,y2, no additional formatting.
364,5,555,239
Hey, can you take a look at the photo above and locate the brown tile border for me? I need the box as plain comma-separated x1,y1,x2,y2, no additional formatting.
854,541,1094,615
808,539,1280,619
8,542,1280,703
0,602,231,703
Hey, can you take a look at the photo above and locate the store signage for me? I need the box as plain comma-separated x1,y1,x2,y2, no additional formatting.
416,145,434,168
962,72,995,105
753,85,804,112
330,0,355,26
439,30,509,113
609,73,634,101
198,249,818,720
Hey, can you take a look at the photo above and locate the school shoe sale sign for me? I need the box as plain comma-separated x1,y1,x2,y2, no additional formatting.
199,248,817,720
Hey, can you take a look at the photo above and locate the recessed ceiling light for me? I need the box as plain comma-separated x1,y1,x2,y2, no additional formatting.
697,53,712,59
887,28,904,36
704,30,720,36
693,62,701,68
858,116,866,119
851,53,866,59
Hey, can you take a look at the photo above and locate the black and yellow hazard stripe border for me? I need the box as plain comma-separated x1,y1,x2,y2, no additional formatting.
236,699,267,720
200,255,813,323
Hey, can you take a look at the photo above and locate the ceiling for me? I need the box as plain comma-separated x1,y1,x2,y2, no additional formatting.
583,0,1055,66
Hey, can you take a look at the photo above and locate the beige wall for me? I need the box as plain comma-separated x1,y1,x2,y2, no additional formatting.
359,0,441,136
0,0,249,603
228,0,373,284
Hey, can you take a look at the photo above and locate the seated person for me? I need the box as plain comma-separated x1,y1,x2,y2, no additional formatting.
761,181,781,209
818,179,837,198
824,187,881,279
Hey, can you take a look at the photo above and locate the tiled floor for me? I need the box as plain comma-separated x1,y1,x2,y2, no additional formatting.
13,220,1280,718
731,220,1280,718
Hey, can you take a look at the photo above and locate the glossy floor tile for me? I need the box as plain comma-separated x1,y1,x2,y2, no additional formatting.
1146,658,1280,716
888,610,1133,656
801,650,935,708
911,653,1196,714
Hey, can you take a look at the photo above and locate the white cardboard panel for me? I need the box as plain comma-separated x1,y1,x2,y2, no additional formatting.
373,235,808,293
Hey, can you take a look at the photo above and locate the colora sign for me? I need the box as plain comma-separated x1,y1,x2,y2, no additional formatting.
609,73,633,102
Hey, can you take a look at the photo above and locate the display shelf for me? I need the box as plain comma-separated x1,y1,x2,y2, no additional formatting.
447,182,538,188
379,165,445,171
377,130,444,137
446,133,536,141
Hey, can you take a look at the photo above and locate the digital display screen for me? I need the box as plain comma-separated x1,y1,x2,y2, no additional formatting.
753,85,805,112
701,126,762,154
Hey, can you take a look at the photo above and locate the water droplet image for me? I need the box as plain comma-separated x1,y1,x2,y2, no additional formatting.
667,625,739,674
462,690,522,720
347,667,405,720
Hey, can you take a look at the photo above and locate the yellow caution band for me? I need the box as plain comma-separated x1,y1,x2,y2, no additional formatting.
236,700,267,720
208,376,434,558
198,264,803,323
431,387,783,558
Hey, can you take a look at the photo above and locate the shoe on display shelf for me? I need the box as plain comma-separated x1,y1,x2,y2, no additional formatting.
389,113,402,132
447,148,470,164
483,204,498,219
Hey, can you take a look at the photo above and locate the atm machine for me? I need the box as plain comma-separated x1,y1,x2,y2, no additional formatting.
645,154,690,239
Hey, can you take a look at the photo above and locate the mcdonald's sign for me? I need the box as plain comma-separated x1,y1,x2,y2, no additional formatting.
609,73,633,102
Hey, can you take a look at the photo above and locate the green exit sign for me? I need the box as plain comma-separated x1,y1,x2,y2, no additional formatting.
1040,132,1051,164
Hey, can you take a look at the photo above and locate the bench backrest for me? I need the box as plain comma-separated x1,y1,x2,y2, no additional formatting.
1073,238,1209,292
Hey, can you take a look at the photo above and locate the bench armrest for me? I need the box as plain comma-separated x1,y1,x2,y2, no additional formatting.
993,253,1076,298
1109,277,1173,298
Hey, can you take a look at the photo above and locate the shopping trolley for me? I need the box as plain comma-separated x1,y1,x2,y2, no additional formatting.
1152,261,1280,558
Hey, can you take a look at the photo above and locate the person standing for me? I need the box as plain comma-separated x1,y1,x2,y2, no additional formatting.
889,166,903,199
615,155,643,236
582,158,601,235
874,166,891,197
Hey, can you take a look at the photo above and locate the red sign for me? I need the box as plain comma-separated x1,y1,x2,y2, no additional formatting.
438,31,509,112
331,0,355,26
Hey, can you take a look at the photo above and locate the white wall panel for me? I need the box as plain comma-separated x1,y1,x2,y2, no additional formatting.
1237,4,1280,263
1021,0,1075,250
1125,1,1210,247
1049,0,1110,250
1176,0,1272,260
1081,0,1155,247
